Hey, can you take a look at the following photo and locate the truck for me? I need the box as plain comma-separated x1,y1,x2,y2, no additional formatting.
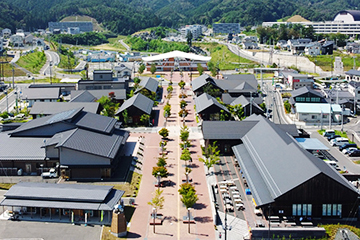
41,168,58,178
342,108,354,117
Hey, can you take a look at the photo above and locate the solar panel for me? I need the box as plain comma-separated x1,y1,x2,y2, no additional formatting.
45,108,81,124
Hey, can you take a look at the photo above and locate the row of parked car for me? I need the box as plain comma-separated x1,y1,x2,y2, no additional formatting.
323,130,360,157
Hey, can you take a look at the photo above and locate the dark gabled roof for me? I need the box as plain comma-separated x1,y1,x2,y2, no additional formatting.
214,79,257,92
349,80,360,88
230,95,264,113
72,111,117,134
93,70,113,74
291,86,324,98
0,132,46,160
11,108,117,136
232,116,358,207
10,108,83,136
202,121,258,140
28,83,76,88
336,10,360,21
70,90,97,102
221,93,235,105
55,128,128,159
135,77,159,93
116,93,153,115
1,182,124,211
194,93,229,114
191,74,216,92
21,87,60,100
345,69,360,76
30,102,100,115
222,74,257,81
322,41,334,48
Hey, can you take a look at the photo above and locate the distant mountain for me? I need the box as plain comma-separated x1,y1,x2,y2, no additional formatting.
1,0,360,34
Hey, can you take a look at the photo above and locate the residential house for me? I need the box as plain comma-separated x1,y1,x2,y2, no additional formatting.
134,77,159,97
0,108,129,179
230,95,264,116
232,115,359,219
345,69,360,81
24,34,34,44
114,64,132,78
2,28,11,38
305,42,321,56
9,34,24,48
29,102,101,119
346,42,360,53
28,83,76,96
0,183,124,225
321,41,334,55
191,74,220,97
115,93,154,125
77,70,130,91
21,87,61,107
288,39,311,55
194,93,230,121
289,86,327,106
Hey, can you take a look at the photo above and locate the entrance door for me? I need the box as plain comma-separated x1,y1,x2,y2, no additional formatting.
25,164,31,173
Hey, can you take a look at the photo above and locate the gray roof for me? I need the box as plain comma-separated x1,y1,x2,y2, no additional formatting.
194,93,229,114
21,87,61,100
191,74,215,92
222,74,257,81
214,79,257,92
55,128,128,159
348,80,360,88
232,116,358,207
135,77,159,93
1,182,124,211
230,95,263,112
202,121,258,140
116,93,153,115
291,86,324,98
29,83,76,89
70,90,98,102
11,108,117,136
71,89,127,102
345,69,360,76
0,132,46,160
337,10,360,21
30,102,100,115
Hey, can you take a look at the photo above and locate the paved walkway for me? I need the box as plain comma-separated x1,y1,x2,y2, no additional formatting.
129,72,215,239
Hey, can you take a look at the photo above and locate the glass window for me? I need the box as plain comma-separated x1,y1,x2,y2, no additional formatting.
327,204,332,216
322,204,327,216
292,204,297,216
302,204,307,216
307,204,312,216
332,204,337,216
337,204,342,216
297,204,302,216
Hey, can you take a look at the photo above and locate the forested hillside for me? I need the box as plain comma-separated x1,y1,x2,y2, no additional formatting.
2,0,360,34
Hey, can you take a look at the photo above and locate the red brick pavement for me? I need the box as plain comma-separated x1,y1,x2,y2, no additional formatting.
129,72,215,239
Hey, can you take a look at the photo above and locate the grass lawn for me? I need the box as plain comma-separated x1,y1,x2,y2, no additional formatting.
0,57,26,77
193,42,258,70
5,77,61,84
92,36,128,52
307,51,360,72
322,224,360,239
17,51,46,74
0,183,15,190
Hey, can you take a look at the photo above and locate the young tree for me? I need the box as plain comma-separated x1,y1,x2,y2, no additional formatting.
167,85,173,93
138,64,145,74
179,109,189,118
180,100,187,109
140,114,150,126
157,156,167,167
159,128,169,139
152,166,169,178
178,80,185,89
148,189,165,233
163,103,171,119
199,141,220,175
180,148,192,167
97,94,119,118
150,63,157,74
197,63,204,75
180,125,189,142
186,31,193,47
133,77,141,84
122,109,129,125
178,183,198,233
207,61,217,77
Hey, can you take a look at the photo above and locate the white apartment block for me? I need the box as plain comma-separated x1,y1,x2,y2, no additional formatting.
180,25,203,40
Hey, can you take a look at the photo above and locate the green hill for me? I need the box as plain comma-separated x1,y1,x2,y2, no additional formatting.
2,0,360,34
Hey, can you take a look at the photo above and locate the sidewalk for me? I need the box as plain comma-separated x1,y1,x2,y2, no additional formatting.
128,72,215,239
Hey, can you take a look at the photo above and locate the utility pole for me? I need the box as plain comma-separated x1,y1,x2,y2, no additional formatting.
12,64,14,89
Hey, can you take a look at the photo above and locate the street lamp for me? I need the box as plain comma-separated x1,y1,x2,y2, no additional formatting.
49,61,53,84
222,208,231,240
185,171,189,183
187,207,191,233
152,207,156,233
157,172,161,191
11,64,14,89
182,112,186,126
4,90,8,113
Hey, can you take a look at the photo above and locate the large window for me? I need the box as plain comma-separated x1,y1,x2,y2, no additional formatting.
322,204,342,216
292,204,312,216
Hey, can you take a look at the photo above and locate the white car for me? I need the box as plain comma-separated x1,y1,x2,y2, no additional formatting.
330,137,349,147
342,147,358,154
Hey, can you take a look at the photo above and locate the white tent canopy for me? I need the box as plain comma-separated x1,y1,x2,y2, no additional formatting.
142,50,211,62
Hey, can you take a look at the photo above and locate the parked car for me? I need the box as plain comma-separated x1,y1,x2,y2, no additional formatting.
330,137,349,147
349,150,360,157
327,134,341,141
323,130,335,137
339,143,357,151
41,168,58,178
343,147,358,154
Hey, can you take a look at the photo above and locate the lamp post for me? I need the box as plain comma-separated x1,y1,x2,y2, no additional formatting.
182,112,186,126
188,207,191,233
222,208,231,240
153,207,156,233
49,61,53,84
157,172,161,191
4,90,8,113
185,171,189,183
11,64,14,89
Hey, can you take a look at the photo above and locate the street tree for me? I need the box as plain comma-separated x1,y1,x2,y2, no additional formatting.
180,100,187,109
178,80,185,89
150,63,157,74
180,125,189,142
138,64,145,74
199,141,220,175
186,31,193,47
152,166,169,178
197,63,204,75
148,189,165,233
158,128,169,139
140,114,150,126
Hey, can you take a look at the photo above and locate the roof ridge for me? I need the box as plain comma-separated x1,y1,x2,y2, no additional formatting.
107,134,121,158
56,128,78,148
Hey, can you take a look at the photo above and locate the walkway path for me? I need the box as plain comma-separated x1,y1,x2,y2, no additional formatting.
129,72,215,239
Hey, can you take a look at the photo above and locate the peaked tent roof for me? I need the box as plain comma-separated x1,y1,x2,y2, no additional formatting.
142,50,211,62
116,93,153,115
232,116,358,207
194,93,229,114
